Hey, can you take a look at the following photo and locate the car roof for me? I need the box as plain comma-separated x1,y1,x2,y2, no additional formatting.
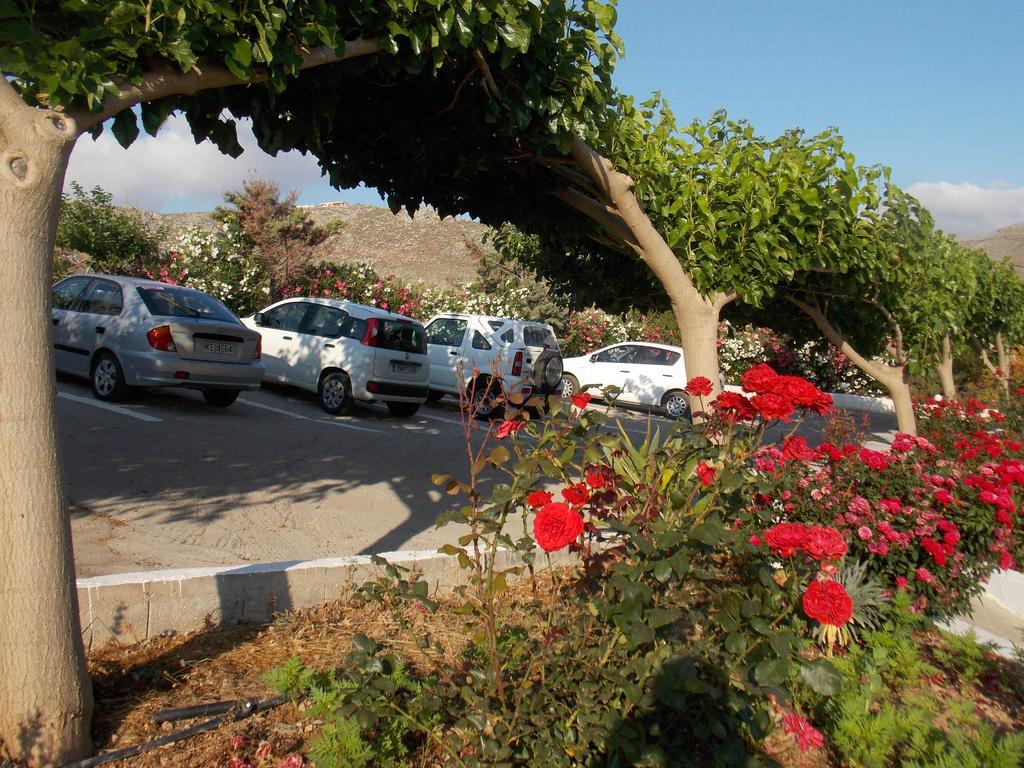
275,296,420,323
432,312,555,330
61,272,206,292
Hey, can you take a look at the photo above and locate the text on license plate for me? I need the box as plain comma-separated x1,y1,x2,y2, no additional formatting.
201,342,234,354
392,362,417,374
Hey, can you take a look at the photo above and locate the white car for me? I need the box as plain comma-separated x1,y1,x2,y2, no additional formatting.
560,341,690,419
423,313,563,417
241,298,429,417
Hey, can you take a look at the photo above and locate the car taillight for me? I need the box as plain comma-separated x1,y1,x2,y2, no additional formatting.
511,351,523,377
146,325,176,352
252,337,261,360
361,317,380,347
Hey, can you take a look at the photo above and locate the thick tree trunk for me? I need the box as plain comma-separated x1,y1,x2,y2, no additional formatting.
0,85,93,763
938,332,957,401
567,139,728,416
787,295,917,435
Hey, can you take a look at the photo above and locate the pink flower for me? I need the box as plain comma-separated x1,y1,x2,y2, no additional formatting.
749,535,762,548
857,526,873,540
278,756,304,768
782,711,825,753
895,576,909,590
915,567,934,584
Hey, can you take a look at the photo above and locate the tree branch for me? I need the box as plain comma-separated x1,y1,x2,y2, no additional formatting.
71,39,382,133
537,158,605,202
713,291,738,312
548,185,640,254
439,62,481,114
472,49,501,100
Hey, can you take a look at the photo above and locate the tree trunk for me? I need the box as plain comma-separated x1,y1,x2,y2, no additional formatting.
787,295,917,435
937,332,957,401
0,85,93,763
996,331,1011,400
566,139,728,416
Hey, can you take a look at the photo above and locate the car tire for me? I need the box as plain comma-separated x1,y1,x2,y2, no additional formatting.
203,389,240,407
661,390,691,420
319,370,354,415
559,373,580,401
469,377,504,420
91,352,128,402
426,390,446,403
386,401,420,418
532,350,564,394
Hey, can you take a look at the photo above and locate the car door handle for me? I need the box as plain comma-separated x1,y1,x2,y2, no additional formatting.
52,318,59,326
282,335,293,340
95,326,106,335
324,343,335,349
619,369,630,373
449,350,458,356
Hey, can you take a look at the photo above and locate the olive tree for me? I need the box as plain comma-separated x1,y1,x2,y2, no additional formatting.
965,253,1024,400
0,1,621,760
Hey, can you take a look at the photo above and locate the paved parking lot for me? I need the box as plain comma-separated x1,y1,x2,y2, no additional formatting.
59,377,897,577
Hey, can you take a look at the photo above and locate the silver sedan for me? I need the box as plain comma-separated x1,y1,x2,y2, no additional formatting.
51,274,264,407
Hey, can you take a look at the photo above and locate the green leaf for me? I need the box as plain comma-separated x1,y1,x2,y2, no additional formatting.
800,659,843,696
110,109,139,148
754,657,789,686
230,39,252,67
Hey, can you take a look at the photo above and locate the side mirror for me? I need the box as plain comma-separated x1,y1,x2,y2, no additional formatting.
253,312,264,326
589,354,597,363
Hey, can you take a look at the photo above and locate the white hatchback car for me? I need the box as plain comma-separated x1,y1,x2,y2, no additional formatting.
560,341,690,419
242,298,429,417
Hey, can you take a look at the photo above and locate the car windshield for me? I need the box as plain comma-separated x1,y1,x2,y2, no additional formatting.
137,286,237,322
379,319,427,353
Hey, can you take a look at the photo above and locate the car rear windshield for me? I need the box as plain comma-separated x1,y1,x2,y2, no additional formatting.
379,320,427,353
523,325,558,350
137,286,237,323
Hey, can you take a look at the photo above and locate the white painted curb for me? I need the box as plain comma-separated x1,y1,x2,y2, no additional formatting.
986,569,1024,616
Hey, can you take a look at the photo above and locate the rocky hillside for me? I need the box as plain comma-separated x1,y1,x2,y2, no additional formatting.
961,222,1024,272
141,202,490,288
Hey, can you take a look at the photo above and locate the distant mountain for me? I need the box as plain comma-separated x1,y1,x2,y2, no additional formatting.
960,223,1024,272
141,202,490,288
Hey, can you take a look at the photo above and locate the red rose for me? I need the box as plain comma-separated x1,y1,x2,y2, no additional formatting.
751,393,794,422
764,522,808,558
684,376,713,397
711,391,756,422
859,448,889,471
561,483,590,506
571,391,592,409
585,469,607,489
741,363,779,394
696,462,717,487
533,502,584,552
494,419,524,439
803,525,847,561
802,579,853,626
526,489,553,509
782,435,818,462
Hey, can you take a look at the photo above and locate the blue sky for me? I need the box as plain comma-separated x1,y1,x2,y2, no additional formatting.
66,0,1024,235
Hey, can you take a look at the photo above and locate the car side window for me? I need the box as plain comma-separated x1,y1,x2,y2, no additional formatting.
52,277,91,311
500,328,515,344
302,305,349,338
78,280,124,316
595,345,642,364
472,330,492,350
523,326,554,348
426,318,468,346
262,303,307,332
640,347,680,366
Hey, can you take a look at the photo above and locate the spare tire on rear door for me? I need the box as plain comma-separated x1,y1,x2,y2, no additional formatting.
531,350,564,395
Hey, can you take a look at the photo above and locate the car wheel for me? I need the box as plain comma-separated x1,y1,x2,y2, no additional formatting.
319,371,354,415
469,377,504,420
426,390,446,403
91,353,127,402
559,373,580,401
386,401,420,418
203,389,240,407
661,390,691,420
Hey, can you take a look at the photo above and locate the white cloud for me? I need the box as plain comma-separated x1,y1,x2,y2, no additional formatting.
907,181,1024,236
64,114,353,212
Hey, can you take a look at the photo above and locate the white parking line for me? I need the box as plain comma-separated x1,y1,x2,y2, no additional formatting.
238,398,384,433
57,392,163,423
418,412,464,425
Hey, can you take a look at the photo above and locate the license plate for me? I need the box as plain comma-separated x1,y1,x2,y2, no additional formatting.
392,361,417,374
201,342,234,355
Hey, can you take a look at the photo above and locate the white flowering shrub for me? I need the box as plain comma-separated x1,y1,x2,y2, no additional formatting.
169,225,270,315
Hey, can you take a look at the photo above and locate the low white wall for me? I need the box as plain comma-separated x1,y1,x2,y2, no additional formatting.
986,569,1024,616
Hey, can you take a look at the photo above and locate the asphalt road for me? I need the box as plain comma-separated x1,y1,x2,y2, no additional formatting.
57,377,898,577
